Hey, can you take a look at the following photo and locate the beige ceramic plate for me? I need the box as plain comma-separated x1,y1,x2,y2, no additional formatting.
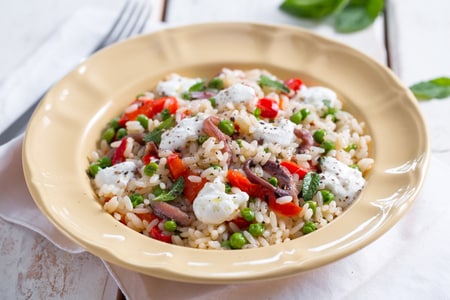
23,23,429,284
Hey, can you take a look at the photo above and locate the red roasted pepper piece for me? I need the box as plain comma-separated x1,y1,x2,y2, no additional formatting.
111,138,127,165
280,161,310,179
285,78,303,91
166,153,207,203
227,170,302,217
227,170,258,195
150,225,172,243
257,98,279,118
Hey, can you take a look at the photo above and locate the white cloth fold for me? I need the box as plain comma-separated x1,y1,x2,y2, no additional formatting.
0,3,124,135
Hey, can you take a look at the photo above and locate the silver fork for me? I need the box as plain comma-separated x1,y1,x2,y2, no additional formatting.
99,0,153,49
0,0,152,145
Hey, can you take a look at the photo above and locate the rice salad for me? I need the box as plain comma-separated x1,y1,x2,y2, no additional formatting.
87,68,374,250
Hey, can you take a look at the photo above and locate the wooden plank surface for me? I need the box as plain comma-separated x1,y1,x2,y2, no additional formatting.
0,218,119,299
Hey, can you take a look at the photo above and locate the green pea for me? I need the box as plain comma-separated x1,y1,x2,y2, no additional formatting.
97,157,112,168
116,128,127,140
290,110,303,124
208,77,224,90
137,114,149,130
306,201,317,214
229,232,247,249
248,223,265,237
218,119,235,136
302,221,317,234
320,190,335,204
88,164,100,177
110,117,121,130
130,193,144,207
268,177,278,187
163,220,177,232
144,162,159,176
102,127,115,143
321,140,335,153
313,129,326,143
300,108,310,120
240,207,255,222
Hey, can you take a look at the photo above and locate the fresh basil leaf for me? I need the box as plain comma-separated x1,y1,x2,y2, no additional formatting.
189,81,206,92
259,75,290,93
280,0,348,19
207,77,224,90
366,0,384,19
301,172,321,201
410,77,450,101
154,177,185,201
335,0,384,33
143,116,176,143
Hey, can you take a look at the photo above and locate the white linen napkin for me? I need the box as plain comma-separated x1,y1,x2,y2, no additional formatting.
106,155,450,299
0,2,124,136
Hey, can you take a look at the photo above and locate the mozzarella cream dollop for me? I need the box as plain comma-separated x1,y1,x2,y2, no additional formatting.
300,86,338,111
253,119,296,146
159,114,206,151
319,157,365,208
193,179,249,225
156,74,201,97
94,161,136,190
214,83,257,110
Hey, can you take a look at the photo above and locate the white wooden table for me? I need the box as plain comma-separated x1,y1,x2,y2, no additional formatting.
1,0,449,298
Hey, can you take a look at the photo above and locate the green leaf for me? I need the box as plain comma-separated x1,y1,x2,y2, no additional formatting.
301,172,321,201
258,75,290,93
188,81,206,92
366,0,384,19
335,0,384,33
143,116,176,143
154,177,185,201
280,0,348,19
335,6,372,32
409,77,450,101
334,0,383,33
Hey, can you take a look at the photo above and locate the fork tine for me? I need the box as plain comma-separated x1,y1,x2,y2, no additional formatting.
113,0,152,42
95,0,132,49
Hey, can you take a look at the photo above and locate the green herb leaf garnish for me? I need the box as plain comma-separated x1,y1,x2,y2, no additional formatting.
143,116,176,144
258,75,290,93
154,177,185,202
409,77,450,101
301,172,321,201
